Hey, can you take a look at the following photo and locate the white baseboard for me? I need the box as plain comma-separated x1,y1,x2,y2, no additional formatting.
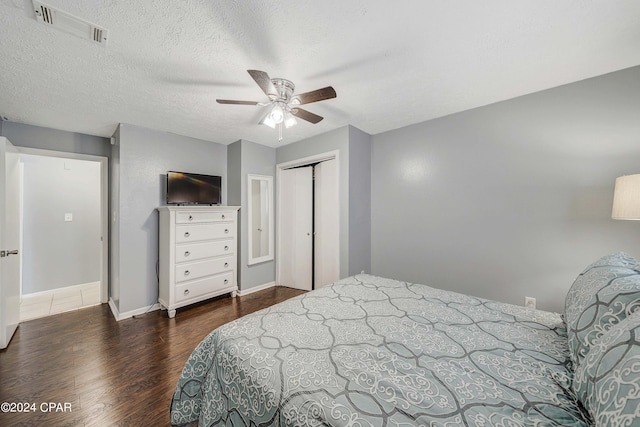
237,281,276,297
22,281,101,299
108,298,161,321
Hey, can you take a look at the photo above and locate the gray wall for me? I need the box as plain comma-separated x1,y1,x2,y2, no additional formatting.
21,155,101,293
348,126,372,275
227,141,242,208
237,140,276,291
227,141,243,285
112,123,227,313
110,125,121,307
371,65,640,313
1,121,110,157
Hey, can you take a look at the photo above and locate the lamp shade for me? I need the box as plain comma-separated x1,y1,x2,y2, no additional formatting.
260,114,277,129
612,174,640,220
283,111,297,128
269,103,284,124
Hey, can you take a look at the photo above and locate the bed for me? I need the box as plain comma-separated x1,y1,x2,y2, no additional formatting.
170,253,640,426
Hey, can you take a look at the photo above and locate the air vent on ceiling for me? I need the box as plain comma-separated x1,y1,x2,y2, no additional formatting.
32,1,108,46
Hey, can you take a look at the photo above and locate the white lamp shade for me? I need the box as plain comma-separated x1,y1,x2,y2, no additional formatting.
260,113,277,129
612,174,640,220
283,112,297,128
269,104,284,124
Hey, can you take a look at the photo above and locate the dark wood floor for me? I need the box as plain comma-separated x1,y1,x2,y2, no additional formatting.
0,287,306,427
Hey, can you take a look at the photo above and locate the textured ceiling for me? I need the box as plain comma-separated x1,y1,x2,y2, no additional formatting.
1,1,639,147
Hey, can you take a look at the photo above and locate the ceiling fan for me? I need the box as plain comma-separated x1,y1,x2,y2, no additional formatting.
216,70,337,141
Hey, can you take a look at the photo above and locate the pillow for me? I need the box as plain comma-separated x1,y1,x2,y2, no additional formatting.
564,252,640,368
577,252,640,270
572,310,640,425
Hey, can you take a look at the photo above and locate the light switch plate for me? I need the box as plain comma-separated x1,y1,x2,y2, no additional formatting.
64,213,73,222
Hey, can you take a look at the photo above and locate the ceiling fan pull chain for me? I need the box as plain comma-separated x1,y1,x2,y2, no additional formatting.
278,123,283,142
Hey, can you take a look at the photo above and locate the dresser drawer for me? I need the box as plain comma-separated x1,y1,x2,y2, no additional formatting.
175,271,234,303
176,211,232,224
176,223,235,243
175,240,234,263
175,256,235,283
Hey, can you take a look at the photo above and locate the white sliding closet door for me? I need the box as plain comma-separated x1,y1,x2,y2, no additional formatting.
279,166,313,290
314,159,339,288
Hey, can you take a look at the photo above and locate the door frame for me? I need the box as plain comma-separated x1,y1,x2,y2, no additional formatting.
17,147,109,303
276,150,340,288
1,138,21,349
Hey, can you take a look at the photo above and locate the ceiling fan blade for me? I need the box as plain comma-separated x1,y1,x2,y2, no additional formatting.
247,69,277,97
291,108,323,124
293,86,336,105
216,99,259,105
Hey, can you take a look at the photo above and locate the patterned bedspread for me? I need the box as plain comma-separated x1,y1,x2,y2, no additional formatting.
170,275,590,426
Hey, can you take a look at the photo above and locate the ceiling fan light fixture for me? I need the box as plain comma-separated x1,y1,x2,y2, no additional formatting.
260,113,277,129
219,70,337,141
269,103,284,124
284,111,297,128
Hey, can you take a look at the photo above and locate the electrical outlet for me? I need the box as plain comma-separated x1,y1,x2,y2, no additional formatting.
64,213,73,222
524,296,536,309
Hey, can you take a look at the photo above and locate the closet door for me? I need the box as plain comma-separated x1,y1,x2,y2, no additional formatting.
279,166,313,290
314,159,339,288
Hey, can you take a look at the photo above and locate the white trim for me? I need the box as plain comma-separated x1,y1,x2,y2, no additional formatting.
276,150,341,288
276,150,340,170
108,298,118,319
247,174,274,266
22,281,100,299
108,297,161,321
16,147,106,163
18,161,24,300
236,281,276,297
16,147,109,305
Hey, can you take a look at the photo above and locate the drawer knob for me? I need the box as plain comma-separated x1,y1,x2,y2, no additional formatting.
224,245,229,251
184,270,190,276
188,215,193,221
224,262,229,268
225,229,229,234
184,289,189,295
221,214,225,219
184,232,190,238
184,251,190,257
224,279,228,284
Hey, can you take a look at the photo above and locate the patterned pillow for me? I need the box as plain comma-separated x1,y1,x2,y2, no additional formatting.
572,310,640,425
578,252,640,270
564,252,640,368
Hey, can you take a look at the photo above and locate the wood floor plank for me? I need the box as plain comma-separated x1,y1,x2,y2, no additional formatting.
0,287,305,426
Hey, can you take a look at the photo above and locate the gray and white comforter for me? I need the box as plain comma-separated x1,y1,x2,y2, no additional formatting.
170,274,590,426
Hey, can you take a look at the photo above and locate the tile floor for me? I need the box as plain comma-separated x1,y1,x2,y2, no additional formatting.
20,283,102,322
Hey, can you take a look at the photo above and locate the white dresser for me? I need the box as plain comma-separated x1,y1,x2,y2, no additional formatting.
158,206,240,318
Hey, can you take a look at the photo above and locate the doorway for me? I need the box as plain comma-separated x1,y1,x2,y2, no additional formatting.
277,150,340,291
17,148,108,321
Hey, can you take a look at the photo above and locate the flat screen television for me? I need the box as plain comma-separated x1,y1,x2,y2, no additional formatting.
166,171,222,205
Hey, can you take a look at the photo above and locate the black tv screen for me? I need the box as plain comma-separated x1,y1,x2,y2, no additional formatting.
166,171,222,205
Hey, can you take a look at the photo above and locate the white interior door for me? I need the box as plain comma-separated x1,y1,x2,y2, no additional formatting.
279,166,313,290
1,138,21,349
314,159,340,288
